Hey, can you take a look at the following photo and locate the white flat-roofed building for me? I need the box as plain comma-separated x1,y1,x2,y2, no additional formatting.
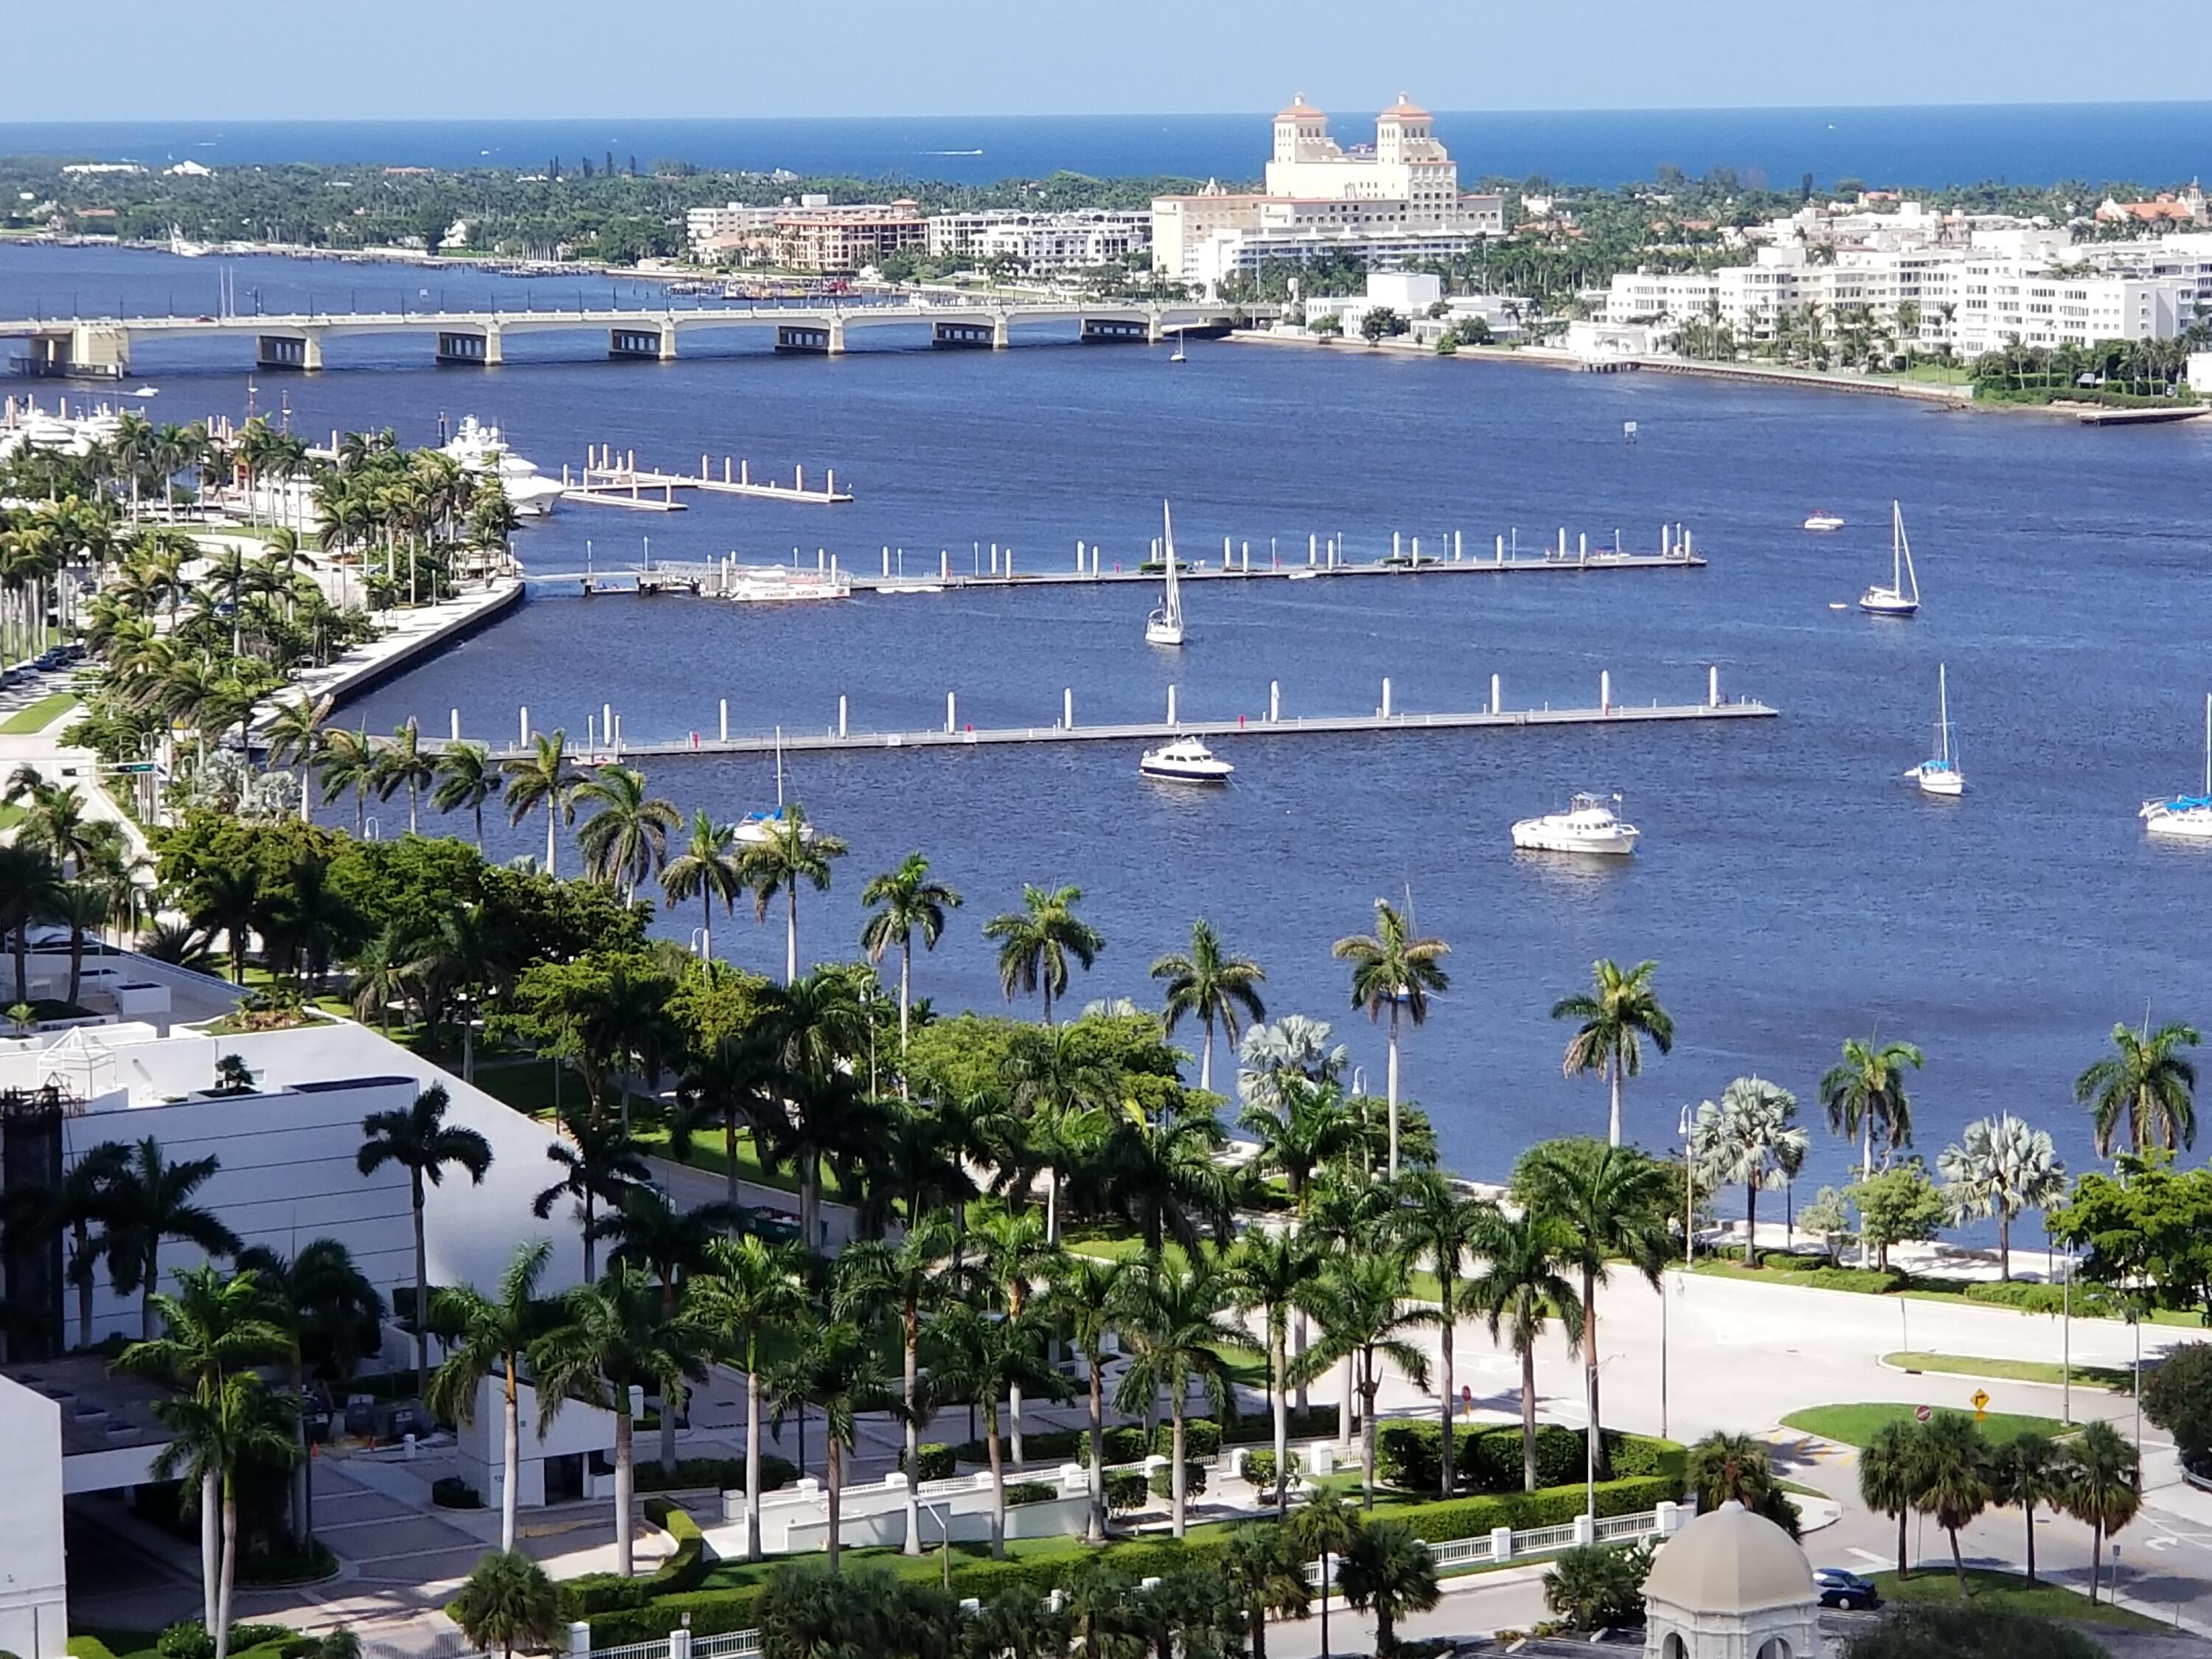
925,209,1151,271
1152,96,1503,294
686,202,782,257
1953,258,2189,356
0,1374,65,1658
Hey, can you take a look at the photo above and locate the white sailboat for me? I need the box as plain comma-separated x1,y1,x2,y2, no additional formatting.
2141,694,2212,841
1145,501,1186,647
1904,664,1964,796
1169,330,1187,364
735,729,816,845
1860,501,1921,616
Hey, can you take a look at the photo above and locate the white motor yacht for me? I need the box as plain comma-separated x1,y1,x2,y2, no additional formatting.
1511,793,1641,855
1904,664,1965,796
1859,501,1921,616
726,566,852,603
2143,694,2212,841
1139,737,1233,783
1803,510,1847,532
441,416,566,516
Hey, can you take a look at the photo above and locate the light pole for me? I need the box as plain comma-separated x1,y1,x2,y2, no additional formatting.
2062,1252,2073,1425
1678,1105,1696,1264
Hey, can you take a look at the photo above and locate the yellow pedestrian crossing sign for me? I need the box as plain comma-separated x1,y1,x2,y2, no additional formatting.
1972,1388,1990,1419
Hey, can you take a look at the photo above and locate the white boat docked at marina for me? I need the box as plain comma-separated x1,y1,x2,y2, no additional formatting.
2142,694,2212,842
1860,501,1921,616
726,566,853,603
1139,737,1233,782
440,416,566,516
735,731,820,845
1904,664,1965,796
1145,501,1186,647
1511,793,1641,855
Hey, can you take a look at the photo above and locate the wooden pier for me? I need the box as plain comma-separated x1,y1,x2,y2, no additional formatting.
560,445,852,510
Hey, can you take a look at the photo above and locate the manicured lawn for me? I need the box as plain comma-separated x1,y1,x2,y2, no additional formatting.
1691,1258,2205,1327
1869,1567,2164,1630
1779,1403,2073,1449
697,1522,1245,1594
1886,1352,2133,1392
0,692,77,734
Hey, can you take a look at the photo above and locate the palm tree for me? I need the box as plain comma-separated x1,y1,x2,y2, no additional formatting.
148,1372,297,1659
1150,919,1267,1095
676,1026,780,1210
574,764,680,902
1002,1023,1116,1241
375,719,437,835
1393,1172,1495,1496
19,1138,131,1350
450,1550,562,1659
316,727,378,836
742,804,848,985
1938,1116,2067,1281
591,1183,746,1474
1551,958,1672,1148
49,882,108,1007
0,841,60,1006
1688,1077,1809,1267
1113,1259,1248,1538
114,1265,292,1643
501,730,583,877
858,852,961,1060
1338,1520,1441,1657
2062,1419,2141,1604
1044,1252,1129,1543
356,1082,493,1396
100,1138,243,1341
531,1264,709,1579
431,740,503,848
1820,1034,1926,1177
1512,1137,1669,1481
1913,1411,1992,1591
764,1316,902,1574
684,1234,808,1562
982,882,1102,1023
927,1304,1067,1559
2076,1020,2201,1155
1226,1223,1326,1516
347,924,410,1032
427,1240,554,1553
1223,1523,1311,1659
1992,1430,2066,1586
973,1206,1062,1464
834,1216,962,1555
1332,898,1450,1176
661,810,746,961
1308,1249,1439,1508
1239,1075,1357,1212
532,1116,649,1282
185,860,261,985
1860,1419,1919,1578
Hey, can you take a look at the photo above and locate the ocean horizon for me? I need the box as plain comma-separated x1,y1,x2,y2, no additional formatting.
4,102,2211,189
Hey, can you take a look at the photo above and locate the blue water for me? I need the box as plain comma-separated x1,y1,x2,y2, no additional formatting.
3,104,2210,189
9,244,2212,1234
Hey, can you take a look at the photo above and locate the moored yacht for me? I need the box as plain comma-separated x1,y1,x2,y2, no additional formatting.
2143,694,2212,842
1803,510,1846,532
1859,501,1921,616
1904,664,1965,796
1139,737,1233,782
441,416,566,516
1511,793,1641,855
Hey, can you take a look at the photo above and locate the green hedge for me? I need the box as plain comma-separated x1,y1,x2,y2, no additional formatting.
557,1503,709,1620
901,1444,957,1481
1105,1471,1149,1512
1244,1450,1279,1489
1377,1422,1670,1494
633,1454,796,1495
960,1408,1333,1468
1005,1481,1057,1506
1385,1472,1682,1542
1147,1461,1206,1500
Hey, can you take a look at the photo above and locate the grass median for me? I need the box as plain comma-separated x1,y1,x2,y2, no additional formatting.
1779,1403,2074,1448
1885,1352,2133,1392
1869,1566,2166,1630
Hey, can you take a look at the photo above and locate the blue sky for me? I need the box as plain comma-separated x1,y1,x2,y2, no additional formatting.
14,0,2212,122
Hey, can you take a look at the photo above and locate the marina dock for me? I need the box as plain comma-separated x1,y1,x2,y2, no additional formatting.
442,669,1774,763
560,446,852,509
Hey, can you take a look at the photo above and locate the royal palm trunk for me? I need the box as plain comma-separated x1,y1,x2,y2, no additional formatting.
1170,1402,1188,1539
613,1402,636,1577
1272,1324,1290,1515
1520,1344,1540,1492
215,1478,240,1659
744,1340,765,1562
902,1304,922,1555
199,1468,220,1630
1085,1356,1107,1543
501,1353,520,1552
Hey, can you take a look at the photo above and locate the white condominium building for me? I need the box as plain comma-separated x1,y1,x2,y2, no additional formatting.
925,209,1152,271
1152,95,1505,294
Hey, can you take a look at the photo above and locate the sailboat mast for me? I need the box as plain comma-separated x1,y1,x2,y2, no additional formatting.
1161,500,1180,624
2202,692,2208,798
1938,665,1950,764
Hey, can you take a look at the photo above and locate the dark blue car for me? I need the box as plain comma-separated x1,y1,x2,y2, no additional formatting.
1814,1568,1882,1611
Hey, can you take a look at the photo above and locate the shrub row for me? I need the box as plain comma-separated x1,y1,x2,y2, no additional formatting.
1382,1472,1683,1543
557,1503,709,1620
953,1406,1340,1469
430,1475,483,1509
1148,1461,1207,1500
1374,1423,1676,1495
900,1444,958,1482
631,1454,798,1496
1005,1481,1057,1507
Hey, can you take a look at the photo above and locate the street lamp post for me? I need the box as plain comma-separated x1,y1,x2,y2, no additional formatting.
1678,1105,1696,1264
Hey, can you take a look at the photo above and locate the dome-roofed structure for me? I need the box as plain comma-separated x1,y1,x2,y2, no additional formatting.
1641,1501,1820,1659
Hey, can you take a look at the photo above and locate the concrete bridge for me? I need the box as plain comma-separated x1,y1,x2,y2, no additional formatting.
0,300,1250,378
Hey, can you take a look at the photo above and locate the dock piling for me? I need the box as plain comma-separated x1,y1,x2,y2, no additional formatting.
1382,677,1394,718
941,551,950,582
946,692,956,734
519,706,529,745
1270,681,1280,723
1063,687,1074,729
1309,534,1318,568
1709,665,1721,708
1601,670,1612,712
1490,674,1500,714
838,695,848,740
1167,686,1178,726
720,699,729,742
450,709,460,742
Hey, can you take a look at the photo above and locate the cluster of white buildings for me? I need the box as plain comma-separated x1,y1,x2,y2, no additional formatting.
1151,95,1505,295
684,198,1150,275
1594,195,2212,360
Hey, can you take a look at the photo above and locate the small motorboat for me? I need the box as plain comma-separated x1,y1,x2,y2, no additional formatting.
1140,737,1233,783
1803,510,1846,532
1511,793,1640,856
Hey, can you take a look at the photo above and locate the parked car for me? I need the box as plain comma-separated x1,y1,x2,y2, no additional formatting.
1814,1568,1882,1611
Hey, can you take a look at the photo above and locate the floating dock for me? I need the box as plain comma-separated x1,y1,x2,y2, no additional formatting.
560,446,852,509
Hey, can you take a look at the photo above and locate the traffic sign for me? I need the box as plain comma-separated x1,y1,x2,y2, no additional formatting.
1913,1404,1931,1422
1971,1388,1990,1411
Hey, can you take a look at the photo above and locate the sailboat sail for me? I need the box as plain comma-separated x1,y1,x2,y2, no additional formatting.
1146,500,1186,644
